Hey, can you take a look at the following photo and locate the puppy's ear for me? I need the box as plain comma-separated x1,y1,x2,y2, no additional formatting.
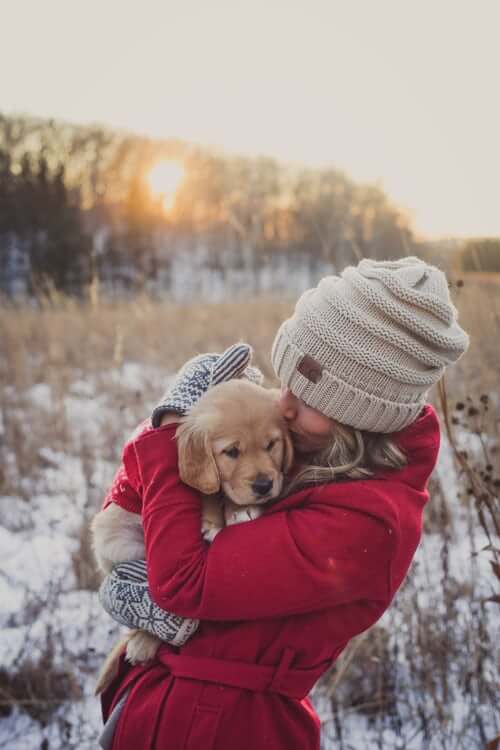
268,392,294,473
176,421,220,494
281,427,294,473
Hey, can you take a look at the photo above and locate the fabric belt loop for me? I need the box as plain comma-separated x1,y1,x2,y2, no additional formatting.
269,647,295,693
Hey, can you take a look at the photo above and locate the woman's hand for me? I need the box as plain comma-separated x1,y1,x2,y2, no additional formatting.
98,559,199,646
151,343,263,427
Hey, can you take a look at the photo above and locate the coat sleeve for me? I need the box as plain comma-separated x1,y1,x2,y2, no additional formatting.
124,425,395,621
102,462,142,514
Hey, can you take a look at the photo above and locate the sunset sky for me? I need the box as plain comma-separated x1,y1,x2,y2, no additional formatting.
3,0,499,238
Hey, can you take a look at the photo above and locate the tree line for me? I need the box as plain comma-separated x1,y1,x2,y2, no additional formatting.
0,113,418,297
458,238,500,273
0,147,91,293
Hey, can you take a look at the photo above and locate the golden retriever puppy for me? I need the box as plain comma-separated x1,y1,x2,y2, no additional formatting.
176,380,293,533
92,380,292,691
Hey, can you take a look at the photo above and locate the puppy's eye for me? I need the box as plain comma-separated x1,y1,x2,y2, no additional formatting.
223,447,240,459
266,438,279,451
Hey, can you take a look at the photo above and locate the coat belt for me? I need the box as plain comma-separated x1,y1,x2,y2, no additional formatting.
157,647,324,700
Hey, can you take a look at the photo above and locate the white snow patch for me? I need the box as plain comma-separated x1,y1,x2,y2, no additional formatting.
4,534,77,596
26,382,52,409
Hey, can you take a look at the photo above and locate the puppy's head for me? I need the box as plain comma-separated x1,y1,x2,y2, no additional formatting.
176,380,293,505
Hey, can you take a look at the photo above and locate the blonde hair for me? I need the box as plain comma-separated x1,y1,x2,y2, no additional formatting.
286,422,407,494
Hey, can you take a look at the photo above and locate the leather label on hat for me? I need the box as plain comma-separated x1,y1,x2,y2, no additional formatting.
297,355,323,383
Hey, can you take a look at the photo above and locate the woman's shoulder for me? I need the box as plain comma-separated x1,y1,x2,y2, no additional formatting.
272,455,432,538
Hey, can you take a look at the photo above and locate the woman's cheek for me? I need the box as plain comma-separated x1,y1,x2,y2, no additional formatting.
299,408,333,437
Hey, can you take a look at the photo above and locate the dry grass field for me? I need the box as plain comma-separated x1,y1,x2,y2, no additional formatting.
1,272,498,393
0,274,498,749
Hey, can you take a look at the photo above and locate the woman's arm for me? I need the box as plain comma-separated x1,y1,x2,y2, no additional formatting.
124,424,395,621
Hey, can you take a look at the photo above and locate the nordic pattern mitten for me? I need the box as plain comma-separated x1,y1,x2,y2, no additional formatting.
151,342,263,426
98,560,199,647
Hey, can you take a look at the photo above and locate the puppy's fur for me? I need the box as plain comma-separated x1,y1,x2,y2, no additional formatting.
92,380,292,693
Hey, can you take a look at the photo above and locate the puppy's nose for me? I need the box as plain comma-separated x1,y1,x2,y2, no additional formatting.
252,475,273,497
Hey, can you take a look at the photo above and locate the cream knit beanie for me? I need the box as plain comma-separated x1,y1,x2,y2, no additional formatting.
271,257,469,433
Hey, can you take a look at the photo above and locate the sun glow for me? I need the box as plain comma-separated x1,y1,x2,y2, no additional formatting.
147,160,185,211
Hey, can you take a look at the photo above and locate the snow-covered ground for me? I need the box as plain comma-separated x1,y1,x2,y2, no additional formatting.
0,363,498,749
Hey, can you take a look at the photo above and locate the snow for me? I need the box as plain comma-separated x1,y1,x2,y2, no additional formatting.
0,361,498,749
26,382,52,409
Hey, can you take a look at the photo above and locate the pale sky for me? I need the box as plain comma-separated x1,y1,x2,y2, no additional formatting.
2,0,500,238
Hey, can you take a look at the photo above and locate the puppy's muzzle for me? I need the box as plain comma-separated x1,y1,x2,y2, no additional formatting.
252,474,274,498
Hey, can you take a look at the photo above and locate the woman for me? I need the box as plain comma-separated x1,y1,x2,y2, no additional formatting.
98,257,468,750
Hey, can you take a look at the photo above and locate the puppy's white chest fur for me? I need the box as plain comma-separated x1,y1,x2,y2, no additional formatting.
226,504,263,526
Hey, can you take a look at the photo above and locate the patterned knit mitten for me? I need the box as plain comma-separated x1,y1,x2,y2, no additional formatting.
151,342,263,427
98,560,199,646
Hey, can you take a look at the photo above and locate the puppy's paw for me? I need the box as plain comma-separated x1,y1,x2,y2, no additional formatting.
245,506,264,521
125,631,161,665
202,526,222,543
227,506,263,525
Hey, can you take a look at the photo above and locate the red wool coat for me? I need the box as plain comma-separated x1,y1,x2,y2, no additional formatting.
102,405,440,750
